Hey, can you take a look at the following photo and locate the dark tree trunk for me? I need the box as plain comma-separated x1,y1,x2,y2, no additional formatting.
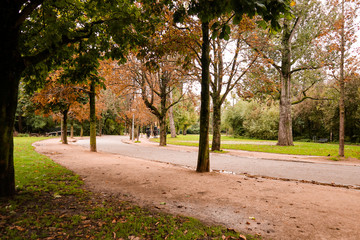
277,19,294,146
61,109,69,144
197,21,211,172
0,7,23,196
0,72,19,197
89,80,96,152
211,99,221,151
18,116,23,133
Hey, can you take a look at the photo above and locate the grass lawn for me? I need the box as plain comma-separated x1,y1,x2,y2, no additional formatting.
152,135,360,159
0,137,256,239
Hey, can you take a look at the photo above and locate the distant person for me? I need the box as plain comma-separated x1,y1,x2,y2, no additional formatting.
153,126,158,138
146,128,151,139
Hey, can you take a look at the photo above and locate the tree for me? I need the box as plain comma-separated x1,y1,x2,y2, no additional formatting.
32,71,86,144
173,93,198,135
326,0,360,156
0,0,160,197
244,0,332,146
174,0,292,172
125,55,187,146
210,18,258,151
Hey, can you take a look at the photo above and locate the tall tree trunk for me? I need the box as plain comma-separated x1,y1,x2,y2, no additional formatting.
0,2,22,198
0,62,21,198
277,74,293,146
137,125,141,142
339,0,345,157
169,91,176,138
197,21,211,172
89,80,97,152
211,98,222,151
18,116,23,133
80,123,84,137
159,116,167,146
70,120,74,138
277,19,294,146
98,118,102,137
61,109,69,144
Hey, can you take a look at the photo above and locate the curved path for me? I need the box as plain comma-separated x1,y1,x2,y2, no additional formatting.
75,135,360,187
36,137,360,240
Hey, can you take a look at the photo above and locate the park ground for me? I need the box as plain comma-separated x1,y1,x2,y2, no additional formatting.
31,136,360,240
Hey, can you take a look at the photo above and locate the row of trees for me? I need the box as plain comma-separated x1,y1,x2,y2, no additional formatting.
1,0,359,198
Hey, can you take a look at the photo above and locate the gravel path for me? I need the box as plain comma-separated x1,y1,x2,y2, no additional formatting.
75,135,360,187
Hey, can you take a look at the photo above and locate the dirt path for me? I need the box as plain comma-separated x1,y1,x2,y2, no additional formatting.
34,138,360,240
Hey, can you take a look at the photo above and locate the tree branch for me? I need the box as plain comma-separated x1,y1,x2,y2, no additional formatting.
292,96,333,105
15,0,44,28
243,37,281,73
290,65,322,74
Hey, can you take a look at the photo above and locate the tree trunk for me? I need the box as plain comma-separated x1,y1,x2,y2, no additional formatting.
197,21,211,172
61,109,68,144
0,14,23,196
70,120,74,138
0,64,21,198
277,74,293,146
183,126,188,135
18,116,23,133
89,80,96,152
98,118,102,137
169,91,177,138
277,19,294,146
211,98,222,151
80,123,84,137
339,0,345,157
137,125,141,142
159,116,167,146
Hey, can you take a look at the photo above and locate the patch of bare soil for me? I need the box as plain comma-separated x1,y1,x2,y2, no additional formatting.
34,138,360,240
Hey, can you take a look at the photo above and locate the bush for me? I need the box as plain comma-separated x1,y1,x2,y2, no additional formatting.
223,100,279,140
16,133,30,137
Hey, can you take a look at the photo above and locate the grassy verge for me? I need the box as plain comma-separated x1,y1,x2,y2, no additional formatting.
0,137,257,239
152,135,360,159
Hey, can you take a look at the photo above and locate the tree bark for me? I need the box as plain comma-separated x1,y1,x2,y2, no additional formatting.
70,120,74,138
339,0,345,157
169,91,177,138
197,21,211,172
61,109,69,144
0,10,23,196
89,80,97,152
211,99,221,151
183,126,188,135
159,116,167,146
0,65,20,198
80,123,84,137
277,19,294,146
277,74,293,146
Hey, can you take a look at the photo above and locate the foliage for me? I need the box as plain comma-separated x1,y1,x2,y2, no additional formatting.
173,93,199,135
223,100,279,140
0,137,257,239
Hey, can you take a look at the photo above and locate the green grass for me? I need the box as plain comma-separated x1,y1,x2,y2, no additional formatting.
153,134,360,159
0,137,258,239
